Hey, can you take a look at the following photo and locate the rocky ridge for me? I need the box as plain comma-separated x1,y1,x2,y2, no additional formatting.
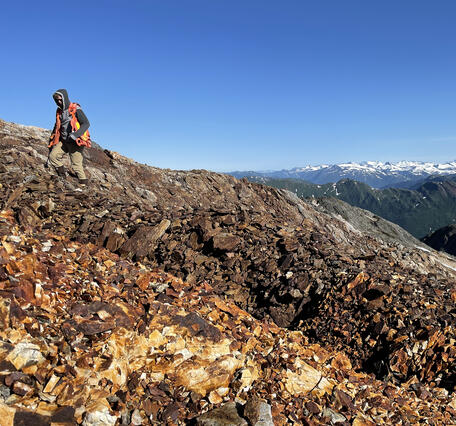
1,118,456,424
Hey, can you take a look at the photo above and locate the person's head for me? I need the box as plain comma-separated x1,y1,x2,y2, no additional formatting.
53,93,63,108
52,89,69,110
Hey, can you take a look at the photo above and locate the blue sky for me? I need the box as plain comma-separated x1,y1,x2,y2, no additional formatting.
1,1,456,171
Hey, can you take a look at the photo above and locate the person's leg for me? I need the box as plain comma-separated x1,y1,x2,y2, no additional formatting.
68,145,86,180
48,142,67,173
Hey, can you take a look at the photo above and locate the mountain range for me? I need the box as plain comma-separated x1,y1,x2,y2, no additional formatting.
1,117,456,424
230,160,456,189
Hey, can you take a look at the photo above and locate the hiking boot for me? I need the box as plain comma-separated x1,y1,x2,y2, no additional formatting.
78,178,88,186
56,166,66,178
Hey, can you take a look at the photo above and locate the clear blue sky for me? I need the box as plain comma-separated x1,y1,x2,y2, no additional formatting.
2,1,456,171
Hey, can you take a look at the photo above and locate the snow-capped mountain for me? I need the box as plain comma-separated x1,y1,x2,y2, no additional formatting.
229,160,456,188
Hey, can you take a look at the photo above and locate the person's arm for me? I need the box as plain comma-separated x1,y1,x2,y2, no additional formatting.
72,109,90,138
49,122,56,140
48,120,59,148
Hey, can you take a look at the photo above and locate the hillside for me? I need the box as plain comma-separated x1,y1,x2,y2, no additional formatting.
246,176,456,238
229,160,456,188
1,118,456,424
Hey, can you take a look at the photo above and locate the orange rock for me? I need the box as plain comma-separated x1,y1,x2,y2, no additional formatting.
0,403,15,426
331,352,353,371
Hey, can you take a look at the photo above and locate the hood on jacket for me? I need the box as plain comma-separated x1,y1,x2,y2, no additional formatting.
53,89,70,111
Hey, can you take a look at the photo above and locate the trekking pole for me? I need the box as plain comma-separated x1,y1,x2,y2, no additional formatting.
45,138,52,168
45,147,51,168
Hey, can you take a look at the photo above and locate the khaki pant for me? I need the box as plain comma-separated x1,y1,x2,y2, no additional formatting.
49,141,86,180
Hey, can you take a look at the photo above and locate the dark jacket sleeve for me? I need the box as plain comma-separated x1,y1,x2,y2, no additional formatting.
73,109,90,138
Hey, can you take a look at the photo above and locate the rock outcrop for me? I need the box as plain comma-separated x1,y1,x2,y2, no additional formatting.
422,223,456,256
1,118,456,424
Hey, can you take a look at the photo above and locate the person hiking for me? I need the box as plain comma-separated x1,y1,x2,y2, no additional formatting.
48,89,91,185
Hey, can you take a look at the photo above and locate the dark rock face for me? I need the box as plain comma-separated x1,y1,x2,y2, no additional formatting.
172,312,222,342
1,118,456,424
243,397,274,426
422,224,456,256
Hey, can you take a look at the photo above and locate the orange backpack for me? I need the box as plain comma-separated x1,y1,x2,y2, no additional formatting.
48,103,92,148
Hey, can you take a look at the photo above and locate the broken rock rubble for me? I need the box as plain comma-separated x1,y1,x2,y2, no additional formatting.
2,124,456,397
1,119,456,424
0,213,454,424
